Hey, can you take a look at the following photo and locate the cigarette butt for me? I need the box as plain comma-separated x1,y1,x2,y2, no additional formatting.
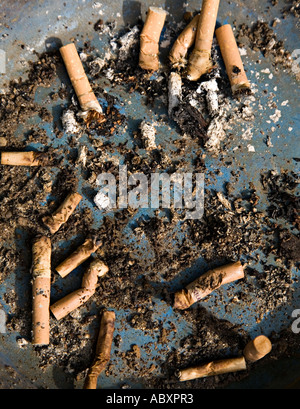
187,0,220,81
42,192,82,234
139,7,168,71
243,335,272,362
56,237,102,278
60,43,102,114
31,236,51,345
1,151,47,166
173,261,244,310
178,356,247,381
50,259,109,320
169,14,200,67
83,310,115,389
168,71,182,116
215,24,251,94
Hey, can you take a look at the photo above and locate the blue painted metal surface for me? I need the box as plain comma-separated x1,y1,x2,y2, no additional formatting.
0,0,299,389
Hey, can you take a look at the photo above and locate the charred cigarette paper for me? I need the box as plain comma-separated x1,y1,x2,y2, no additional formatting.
59,43,103,118
139,7,168,71
215,24,251,94
50,259,109,320
173,261,244,310
31,236,51,345
169,14,199,67
1,151,47,166
168,72,182,116
83,310,115,389
187,0,220,81
243,335,272,362
56,237,102,278
42,192,82,234
178,356,247,381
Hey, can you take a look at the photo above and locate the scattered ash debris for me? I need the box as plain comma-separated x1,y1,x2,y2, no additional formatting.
260,169,300,230
0,10,299,390
236,21,293,71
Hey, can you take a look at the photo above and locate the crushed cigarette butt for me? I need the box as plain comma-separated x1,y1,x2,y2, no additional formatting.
173,261,244,309
42,192,82,234
187,0,220,81
50,259,109,320
83,310,115,389
139,7,168,71
169,14,199,67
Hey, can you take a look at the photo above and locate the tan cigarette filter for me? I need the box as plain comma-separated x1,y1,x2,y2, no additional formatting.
139,7,168,71
243,335,272,362
31,236,51,345
215,24,251,94
173,261,244,310
50,288,93,321
42,192,82,234
1,151,44,166
84,310,116,389
56,238,102,278
50,259,109,320
179,356,247,381
169,14,200,67
187,0,220,81
60,43,102,113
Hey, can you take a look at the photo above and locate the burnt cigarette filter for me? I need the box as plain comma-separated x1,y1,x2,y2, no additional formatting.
31,236,52,345
42,192,82,234
60,43,102,114
169,14,199,67
173,261,244,310
215,24,251,94
243,335,272,362
56,237,102,278
139,7,168,71
83,310,115,389
50,259,109,320
1,151,47,166
187,0,220,81
178,356,247,381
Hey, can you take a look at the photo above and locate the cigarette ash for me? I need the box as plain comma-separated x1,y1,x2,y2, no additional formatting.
235,21,294,74
61,109,81,134
0,14,299,389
